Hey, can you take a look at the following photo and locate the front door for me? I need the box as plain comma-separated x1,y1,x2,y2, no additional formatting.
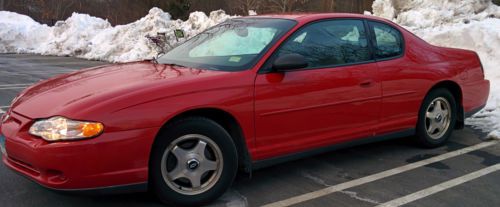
253,19,382,160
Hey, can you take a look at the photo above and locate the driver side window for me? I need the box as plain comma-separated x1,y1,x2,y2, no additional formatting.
275,19,371,69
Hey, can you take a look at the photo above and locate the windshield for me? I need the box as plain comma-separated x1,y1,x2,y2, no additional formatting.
158,18,296,71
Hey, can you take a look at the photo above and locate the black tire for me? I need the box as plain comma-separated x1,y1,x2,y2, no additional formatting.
150,117,238,206
416,88,457,148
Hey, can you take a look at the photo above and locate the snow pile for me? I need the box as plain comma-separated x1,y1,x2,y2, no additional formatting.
43,13,112,59
0,11,51,53
373,0,500,138
373,0,499,29
0,8,234,62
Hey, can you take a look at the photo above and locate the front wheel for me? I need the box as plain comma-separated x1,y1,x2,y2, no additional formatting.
416,88,457,148
150,117,238,206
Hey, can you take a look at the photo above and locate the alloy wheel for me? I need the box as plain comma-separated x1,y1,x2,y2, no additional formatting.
160,134,223,195
425,97,451,139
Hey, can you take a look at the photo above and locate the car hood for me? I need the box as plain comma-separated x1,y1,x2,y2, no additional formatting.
11,61,230,118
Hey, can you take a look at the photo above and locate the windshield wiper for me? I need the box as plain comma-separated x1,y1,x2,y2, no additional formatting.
150,57,158,64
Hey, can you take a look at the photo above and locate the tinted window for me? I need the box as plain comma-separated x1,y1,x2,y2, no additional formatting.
271,19,371,69
369,21,403,59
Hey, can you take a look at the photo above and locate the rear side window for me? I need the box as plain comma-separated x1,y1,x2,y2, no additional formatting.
369,21,403,59
273,19,371,69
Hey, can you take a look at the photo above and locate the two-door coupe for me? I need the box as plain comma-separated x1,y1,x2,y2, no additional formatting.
0,13,489,206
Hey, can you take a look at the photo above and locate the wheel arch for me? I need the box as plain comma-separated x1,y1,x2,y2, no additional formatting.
426,80,464,129
151,107,253,174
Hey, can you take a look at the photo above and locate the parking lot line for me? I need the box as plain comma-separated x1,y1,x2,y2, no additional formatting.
0,86,27,90
376,163,500,207
0,106,8,114
261,140,499,207
0,83,32,87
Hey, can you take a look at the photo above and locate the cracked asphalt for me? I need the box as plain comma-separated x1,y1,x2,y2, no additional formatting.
1,54,499,207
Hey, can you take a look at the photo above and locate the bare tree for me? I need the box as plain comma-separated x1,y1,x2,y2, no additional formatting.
266,0,310,13
53,0,75,20
267,0,287,12
1,0,374,25
237,0,261,15
323,0,336,12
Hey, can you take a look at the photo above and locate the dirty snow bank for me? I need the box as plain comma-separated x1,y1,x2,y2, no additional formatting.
0,8,234,62
372,0,500,138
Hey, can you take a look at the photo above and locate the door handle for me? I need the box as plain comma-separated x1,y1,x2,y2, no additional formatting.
360,80,374,88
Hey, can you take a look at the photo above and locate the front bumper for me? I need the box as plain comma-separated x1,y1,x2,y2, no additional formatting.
1,111,159,190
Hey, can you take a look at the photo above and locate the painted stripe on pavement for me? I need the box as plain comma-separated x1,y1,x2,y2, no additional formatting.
376,163,500,207
0,87,27,90
262,140,499,207
0,83,32,87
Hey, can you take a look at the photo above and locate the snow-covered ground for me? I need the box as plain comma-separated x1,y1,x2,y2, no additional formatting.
371,0,500,138
0,1,499,137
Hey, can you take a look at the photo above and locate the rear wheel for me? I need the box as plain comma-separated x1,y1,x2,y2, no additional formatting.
150,117,238,206
416,88,457,148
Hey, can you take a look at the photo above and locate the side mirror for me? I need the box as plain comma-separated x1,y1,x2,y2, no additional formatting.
272,53,308,71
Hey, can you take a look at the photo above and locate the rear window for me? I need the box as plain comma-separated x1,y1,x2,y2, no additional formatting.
369,21,404,59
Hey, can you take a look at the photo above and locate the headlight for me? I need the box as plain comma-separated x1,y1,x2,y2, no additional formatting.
29,116,104,141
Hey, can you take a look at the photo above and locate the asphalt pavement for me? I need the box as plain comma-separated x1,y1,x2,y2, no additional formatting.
0,54,499,207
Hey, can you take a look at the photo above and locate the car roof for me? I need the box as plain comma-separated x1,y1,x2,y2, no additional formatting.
243,13,393,24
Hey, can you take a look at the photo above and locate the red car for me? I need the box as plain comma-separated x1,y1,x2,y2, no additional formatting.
0,13,489,206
